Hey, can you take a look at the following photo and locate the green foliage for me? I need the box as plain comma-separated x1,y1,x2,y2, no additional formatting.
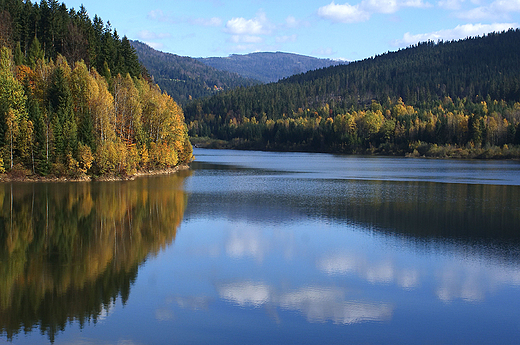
27,37,44,67
184,29,520,158
0,0,142,78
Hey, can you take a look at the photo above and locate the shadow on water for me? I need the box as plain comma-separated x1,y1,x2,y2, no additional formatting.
0,171,190,343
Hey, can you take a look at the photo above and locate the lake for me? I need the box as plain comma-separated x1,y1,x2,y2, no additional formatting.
2,148,520,344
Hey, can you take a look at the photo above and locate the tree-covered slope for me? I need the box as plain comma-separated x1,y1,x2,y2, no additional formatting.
280,30,520,106
0,0,193,178
131,40,259,104
198,51,346,83
0,0,141,78
185,29,520,158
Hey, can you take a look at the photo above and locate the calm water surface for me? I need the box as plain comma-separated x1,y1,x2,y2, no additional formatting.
2,148,520,344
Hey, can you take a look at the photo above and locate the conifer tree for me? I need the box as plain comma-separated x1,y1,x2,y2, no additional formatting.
27,36,44,68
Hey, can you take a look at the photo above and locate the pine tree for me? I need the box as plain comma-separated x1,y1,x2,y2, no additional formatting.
27,36,44,68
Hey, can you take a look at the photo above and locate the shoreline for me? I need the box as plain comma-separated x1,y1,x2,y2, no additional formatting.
191,137,520,161
0,164,191,183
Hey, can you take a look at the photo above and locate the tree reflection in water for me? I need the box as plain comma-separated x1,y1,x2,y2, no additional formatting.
0,171,190,342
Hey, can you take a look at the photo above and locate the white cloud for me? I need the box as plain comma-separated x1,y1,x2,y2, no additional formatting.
222,11,278,52
393,22,519,46
225,11,273,35
437,0,466,10
458,6,491,20
147,10,160,18
402,0,432,7
362,0,400,13
317,2,370,23
458,0,520,20
278,286,392,324
435,262,520,303
497,0,520,11
318,0,431,23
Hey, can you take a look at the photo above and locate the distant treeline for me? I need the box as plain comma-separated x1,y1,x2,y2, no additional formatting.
185,29,520,158
0,0,192,177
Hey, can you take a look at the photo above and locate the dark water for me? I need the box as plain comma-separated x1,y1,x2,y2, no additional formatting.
2,148,520,344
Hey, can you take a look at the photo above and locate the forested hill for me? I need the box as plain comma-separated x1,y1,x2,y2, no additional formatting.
0,0,193,178
0,0,141,78
198,52,346,83
185,29,520,159
131,40,259,104
280,29,520,105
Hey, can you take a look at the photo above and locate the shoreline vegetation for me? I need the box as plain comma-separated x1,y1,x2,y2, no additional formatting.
190,136,520,160
0,0,193,182
2,1,520,177
0,44,193,180
0,163,191,182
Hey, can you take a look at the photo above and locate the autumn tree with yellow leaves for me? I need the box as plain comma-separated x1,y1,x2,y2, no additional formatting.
0,46,192,177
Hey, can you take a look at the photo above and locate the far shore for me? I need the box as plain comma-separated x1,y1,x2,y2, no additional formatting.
0,164,191,183
190,137,520,160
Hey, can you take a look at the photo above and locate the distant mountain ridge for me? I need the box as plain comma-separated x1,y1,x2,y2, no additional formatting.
198,52,347,83
130,40,259,104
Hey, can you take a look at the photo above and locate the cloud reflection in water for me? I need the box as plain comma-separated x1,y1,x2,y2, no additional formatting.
317,253,420,289
317,251,520,303
218,282,392,324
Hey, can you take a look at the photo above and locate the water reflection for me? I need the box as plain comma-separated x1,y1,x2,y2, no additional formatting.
177,151,520,343
3,149,520,344
0,172,189,342
185,176,520,250
218,282,393,324
318,253,420,289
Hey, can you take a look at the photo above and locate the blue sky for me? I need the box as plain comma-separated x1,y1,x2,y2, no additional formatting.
65,0,520,61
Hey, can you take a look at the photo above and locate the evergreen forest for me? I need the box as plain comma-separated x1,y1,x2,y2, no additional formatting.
0,0,192,178
131,40,260,105
185,29,520,159
198,52,345,83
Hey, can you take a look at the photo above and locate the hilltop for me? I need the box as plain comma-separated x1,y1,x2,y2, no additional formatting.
131,40,259,104
198,52,346,83
131,42,345,104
